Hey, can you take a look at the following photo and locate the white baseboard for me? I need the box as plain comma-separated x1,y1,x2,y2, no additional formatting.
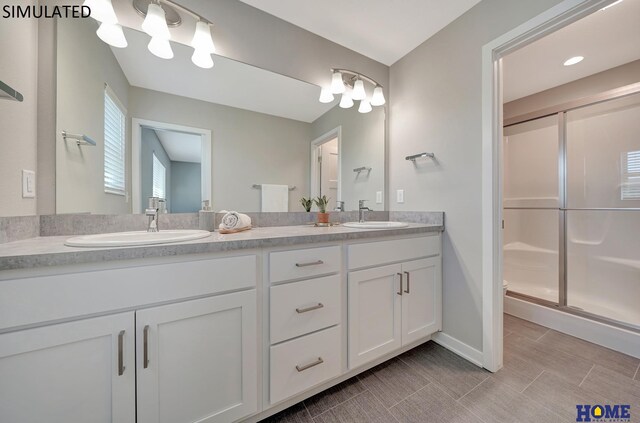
505,296,640,359
432,332,484,367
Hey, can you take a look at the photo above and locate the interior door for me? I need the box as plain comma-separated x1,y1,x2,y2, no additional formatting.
348,263,402,368
319,138,338,210
401,257,442,345
0,312,135,423
136,290,258,423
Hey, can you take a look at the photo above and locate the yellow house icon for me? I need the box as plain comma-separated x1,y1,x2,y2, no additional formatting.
593,406,603,417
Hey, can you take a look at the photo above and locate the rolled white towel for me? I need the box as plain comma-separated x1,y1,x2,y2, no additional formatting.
219,211,251,231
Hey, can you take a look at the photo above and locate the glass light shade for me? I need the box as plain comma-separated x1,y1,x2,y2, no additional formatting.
96,22,127,48
191,21,216,54
148,36,174,59
331,71,346,94
85,0,117,24
142,3,171,39
352,79,366,100
371,86,386,106
358,99,372,113
191,50,214,69
319,87,334,103
339,91,354,108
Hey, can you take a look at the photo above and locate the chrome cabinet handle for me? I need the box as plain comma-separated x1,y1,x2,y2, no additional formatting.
296,357,324,372
296,303,324,313
397,272,403,295
295,260,324,267
117,330,125,376
143,325,150,369
404,271,410,294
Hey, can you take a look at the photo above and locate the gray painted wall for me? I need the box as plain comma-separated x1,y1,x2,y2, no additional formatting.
129,87,312,212
311,106,385,212
0,0,38,216
140,128,171,211
171,161,201,213
55,17,131,214
389,0,563,351
505,59,640,119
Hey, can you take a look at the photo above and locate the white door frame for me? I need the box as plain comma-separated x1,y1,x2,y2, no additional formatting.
310,126,342,203
481,0,612,371
132,118,212,214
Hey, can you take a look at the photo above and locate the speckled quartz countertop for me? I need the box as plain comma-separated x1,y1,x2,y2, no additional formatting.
0,223,443,271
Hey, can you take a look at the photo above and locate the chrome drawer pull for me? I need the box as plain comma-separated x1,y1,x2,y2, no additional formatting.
295,260,324,267
117,330,126,376
296,357,324,372
296,303,324,314
397,272,403,295
404,271,410,294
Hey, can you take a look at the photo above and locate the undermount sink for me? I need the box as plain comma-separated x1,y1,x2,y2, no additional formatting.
65,230,211,247
343,221,409,229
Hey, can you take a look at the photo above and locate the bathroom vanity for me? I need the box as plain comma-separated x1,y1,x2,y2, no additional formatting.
0,223,442,423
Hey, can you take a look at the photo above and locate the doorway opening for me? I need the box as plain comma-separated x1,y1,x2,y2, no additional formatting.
311,127,342,211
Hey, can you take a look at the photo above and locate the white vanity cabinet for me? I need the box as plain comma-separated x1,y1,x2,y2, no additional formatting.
0,312,136,423
136,290,257,423
347,235,442,369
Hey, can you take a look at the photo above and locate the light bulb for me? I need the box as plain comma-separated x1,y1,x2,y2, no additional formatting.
358,99,372,113
96,22,127,48
331,71,346,94
371,86,386,106
319,87,334,103
352,78,366,100
191,50,214,69
142,3,170,39
563,56,584,66
191,21,216,54
148,37,173,59
339,91,354,108
85,0,117,24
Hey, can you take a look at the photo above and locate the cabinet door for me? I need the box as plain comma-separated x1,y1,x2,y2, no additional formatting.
0,312,135,423
348,263,402,369
136,290,258,423
401,257,442,345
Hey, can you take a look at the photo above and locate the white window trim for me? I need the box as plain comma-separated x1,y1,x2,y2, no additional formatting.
152,152,167,200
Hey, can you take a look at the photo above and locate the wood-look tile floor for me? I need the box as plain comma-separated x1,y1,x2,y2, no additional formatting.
262,314,640,422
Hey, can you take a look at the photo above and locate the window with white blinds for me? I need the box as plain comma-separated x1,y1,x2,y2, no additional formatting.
152,153,166,199
104,87,126,195
622,150,640,200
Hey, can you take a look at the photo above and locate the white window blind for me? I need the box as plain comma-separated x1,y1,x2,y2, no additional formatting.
152,153,166,199
622,150,640,200
104,87,126,195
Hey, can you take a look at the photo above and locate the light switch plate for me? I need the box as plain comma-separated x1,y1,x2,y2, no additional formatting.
22,170,35,198
396,189,404,203
376,191,383,204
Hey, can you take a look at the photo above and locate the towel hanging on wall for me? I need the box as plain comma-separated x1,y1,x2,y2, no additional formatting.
260,184,288,212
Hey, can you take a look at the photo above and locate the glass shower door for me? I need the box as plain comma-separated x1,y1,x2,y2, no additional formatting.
503,115,560,303
565,93,640,328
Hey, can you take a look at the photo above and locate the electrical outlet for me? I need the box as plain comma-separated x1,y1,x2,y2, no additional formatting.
396,189,404,203
376,191,383,204
22,170,35,198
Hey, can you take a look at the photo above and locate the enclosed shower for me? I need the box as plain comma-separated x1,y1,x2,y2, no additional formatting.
503,88,640,330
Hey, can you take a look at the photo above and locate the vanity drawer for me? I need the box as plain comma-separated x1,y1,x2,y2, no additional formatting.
348,235,440,270
270,325,341,404
270,274,341,344
269,246,341,283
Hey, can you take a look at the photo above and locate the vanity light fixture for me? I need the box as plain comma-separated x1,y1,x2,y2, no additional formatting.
321,68,385,113
88,0,217,68
563,56,584,66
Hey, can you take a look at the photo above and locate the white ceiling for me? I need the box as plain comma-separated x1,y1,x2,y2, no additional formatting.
111,28,336,122
502,0,640,102
238,0,481,66
153,129,202,163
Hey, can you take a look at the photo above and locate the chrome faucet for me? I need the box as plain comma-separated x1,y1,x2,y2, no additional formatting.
358,200,371,223
146,197,160,232
334,201,345,212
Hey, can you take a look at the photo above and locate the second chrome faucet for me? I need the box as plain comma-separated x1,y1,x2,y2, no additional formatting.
358,200,371,223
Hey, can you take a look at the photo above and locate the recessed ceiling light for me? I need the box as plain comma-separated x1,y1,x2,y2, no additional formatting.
601,0,623,11
563,56,584,66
